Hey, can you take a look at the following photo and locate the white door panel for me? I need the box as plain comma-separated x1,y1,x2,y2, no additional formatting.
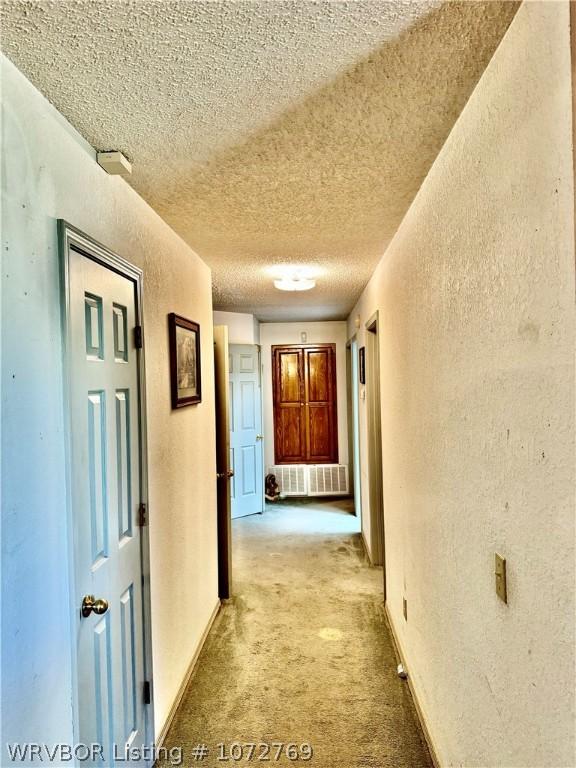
68,245,149,766
229,345,264,519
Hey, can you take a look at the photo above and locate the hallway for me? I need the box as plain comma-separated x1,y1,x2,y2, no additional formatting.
160,500,432,767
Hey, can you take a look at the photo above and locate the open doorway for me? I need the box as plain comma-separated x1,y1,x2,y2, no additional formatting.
214,333,265,599
365,312,386,600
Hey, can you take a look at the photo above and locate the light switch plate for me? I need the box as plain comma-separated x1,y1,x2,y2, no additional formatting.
495,553,507,603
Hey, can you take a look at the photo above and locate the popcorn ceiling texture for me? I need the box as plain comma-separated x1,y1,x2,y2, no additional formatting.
1,0,518,320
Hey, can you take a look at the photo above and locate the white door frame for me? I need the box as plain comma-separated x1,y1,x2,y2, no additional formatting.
346,334,362,522
58,220,155,757
365,311,386,596
214,324,232,598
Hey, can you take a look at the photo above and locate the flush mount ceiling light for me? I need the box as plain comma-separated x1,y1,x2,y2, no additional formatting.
271,266,318,292
274,275,316,292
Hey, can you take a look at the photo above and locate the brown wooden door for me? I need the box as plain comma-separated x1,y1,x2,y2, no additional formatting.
273,347,306,463
273,344,338,464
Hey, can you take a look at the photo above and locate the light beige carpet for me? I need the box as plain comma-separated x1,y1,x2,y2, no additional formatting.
158,499,432,767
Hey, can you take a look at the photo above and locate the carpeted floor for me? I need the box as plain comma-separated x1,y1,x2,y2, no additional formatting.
158,499,432,768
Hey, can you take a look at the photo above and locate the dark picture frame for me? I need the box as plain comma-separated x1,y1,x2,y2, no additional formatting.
168,313,201,408
359,346,366,385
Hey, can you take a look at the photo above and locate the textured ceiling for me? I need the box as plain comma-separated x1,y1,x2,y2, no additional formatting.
1,0,518,321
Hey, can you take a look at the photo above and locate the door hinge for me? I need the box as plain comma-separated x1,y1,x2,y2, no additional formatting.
134,325,143,349
138,502,147,527
143,680,151,705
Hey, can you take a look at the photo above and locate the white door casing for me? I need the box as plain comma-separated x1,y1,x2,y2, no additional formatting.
229,345,264,519
351,339,362,522
60,222,153,766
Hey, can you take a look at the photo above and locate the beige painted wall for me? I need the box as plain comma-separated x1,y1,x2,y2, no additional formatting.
347,3,575,765
213,310,260,344
1,56,219,744
260,322,349,470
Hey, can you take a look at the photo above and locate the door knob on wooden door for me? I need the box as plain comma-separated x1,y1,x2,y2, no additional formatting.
81,595,109,618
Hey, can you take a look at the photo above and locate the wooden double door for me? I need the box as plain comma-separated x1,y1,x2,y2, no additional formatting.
273,344,338,464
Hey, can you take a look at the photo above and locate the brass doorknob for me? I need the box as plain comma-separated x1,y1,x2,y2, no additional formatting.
81,595,109,618
256,435,264,441
227,469,235,478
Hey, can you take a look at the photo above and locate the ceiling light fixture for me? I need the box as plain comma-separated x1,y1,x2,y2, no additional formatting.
274,274,316,292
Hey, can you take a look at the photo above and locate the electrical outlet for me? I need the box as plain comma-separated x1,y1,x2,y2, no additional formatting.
495,553,507,603
403,597,408,621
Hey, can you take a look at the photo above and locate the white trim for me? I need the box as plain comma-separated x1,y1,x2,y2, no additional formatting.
361,528,373,565
384,604,442,768
155,600,221,748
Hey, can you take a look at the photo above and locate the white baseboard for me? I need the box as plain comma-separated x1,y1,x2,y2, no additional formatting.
155,599,221,750
360,528,372,564
384,604,442,768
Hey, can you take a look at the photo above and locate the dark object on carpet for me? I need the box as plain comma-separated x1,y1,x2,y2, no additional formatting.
265,473,280,501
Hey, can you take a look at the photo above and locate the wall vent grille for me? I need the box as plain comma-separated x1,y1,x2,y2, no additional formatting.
268,465,308,496
268,465,349,497
308,465,349,496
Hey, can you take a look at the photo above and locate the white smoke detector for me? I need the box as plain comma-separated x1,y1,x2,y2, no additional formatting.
97,151,132,177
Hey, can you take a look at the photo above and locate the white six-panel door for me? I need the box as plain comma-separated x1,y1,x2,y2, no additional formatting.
229,345,264,519
67,244,149,766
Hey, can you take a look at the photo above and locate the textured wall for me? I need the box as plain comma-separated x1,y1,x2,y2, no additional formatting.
1,57,219,745
213,311,260,345
347,2,575,765
260,322,349,471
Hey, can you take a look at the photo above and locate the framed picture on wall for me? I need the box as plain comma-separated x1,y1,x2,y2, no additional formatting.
168,313,201,408
359,346,366,385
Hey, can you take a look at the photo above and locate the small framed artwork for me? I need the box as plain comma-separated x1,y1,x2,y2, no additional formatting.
168,313,201,408
359,346,366,385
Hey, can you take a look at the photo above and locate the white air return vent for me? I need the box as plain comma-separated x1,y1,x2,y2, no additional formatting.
307,465,349,496
268,465,307,496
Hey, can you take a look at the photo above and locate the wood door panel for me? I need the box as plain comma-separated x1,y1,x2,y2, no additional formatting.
275,405,306,462
306,349,330,402
307,404,334,462
273,344,337,464
278,351,302,402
